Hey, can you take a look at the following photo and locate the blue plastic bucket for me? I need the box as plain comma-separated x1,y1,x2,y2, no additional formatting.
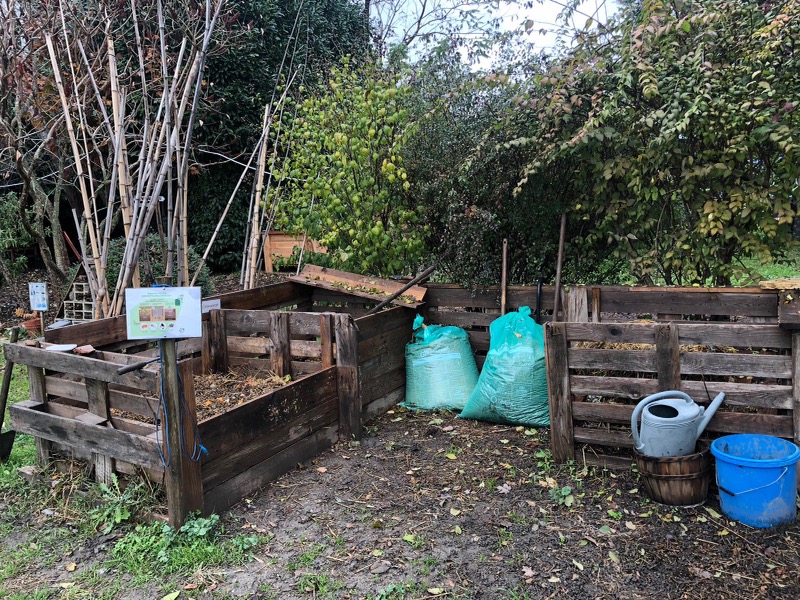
711,434,800,528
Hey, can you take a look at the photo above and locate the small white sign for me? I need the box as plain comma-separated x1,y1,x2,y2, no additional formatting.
201,298,221,314
125,287,202,340
29,282,48,311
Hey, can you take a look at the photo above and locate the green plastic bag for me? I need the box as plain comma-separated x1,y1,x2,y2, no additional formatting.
402,315,479,411
458,306,549,427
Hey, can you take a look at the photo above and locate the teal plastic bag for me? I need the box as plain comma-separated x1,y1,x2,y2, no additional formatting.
458,306,549,427
402,315,479,411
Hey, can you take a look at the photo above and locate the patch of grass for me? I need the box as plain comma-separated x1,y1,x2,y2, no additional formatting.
2,589,53,600
296,572,342,597
110,513,267,579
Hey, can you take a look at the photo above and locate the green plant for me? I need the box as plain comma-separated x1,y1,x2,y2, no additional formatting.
297,573,342,597
88,474,151,534
270,57,423,277
534,449,554,473
549,485,576,508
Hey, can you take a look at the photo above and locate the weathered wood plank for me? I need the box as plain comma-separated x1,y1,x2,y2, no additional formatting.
426,310,496,329
85,378,114,484
201,400,337,490
291,265,427,301
320,314,334,369
680,352,792,379
44,315,128,347
792,333,800,470
209,310,229,374
574,427,633,448
571,402,793,437
269,312,290,378
569,349,656,372
358,323,411,363
227,336,269,356
567,286,589,323
656,324,680,391
203,281,311,311
563,323,658,345
198,367,337,457
570,375,792,409
203,425,338,514
598,289,778,317
423,285,556,310
9,401,163,469
6,344,158,393
336,314,361,441
360,344,406,380
361,364,405,405
582,454,634,470
677,323,791,349
363,386,405,421
356,306,416,342
545,322,574,462
28,363,51,465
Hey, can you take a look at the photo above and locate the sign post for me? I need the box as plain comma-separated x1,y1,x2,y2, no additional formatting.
125,287,203,526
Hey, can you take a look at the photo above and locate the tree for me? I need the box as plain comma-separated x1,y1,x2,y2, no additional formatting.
269,58,423,276
512,0,800,285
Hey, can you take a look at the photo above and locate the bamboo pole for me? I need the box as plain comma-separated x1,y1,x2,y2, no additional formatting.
246,103,272,289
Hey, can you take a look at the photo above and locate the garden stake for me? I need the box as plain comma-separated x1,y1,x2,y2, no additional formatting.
500,238,508,315
0,327,20,460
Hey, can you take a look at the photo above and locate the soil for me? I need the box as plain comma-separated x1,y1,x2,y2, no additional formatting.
192,368,287,422
6,409,800,599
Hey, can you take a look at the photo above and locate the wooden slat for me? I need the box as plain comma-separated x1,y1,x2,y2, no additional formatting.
569,349,656,372
356,306,416,342
363,386,405,421
9,401,163,470
423,285,556,310
44,314,128,346
204,281,311,311
358,322,411,363
582,453,634,470
570,376,792,409
85,378,114,484
545,322,574,462
598,289,778,317
567,286,589,323
680,352,792,379
28,362,51,465
564,323,658,344
677,323,791,349
201,400,337,490
793,333,800,462
292,265,427,301
361,364,405,405
467,330,491,353
203,425,338,514
360,344,405,380
269,312,290,378
574,427,633,448
320,314,334,369
426,310,496,329
6,344,158,393
656,324,680,391
227,336,269,356
336,314,361,441
209,309,229,374
197,367,337,457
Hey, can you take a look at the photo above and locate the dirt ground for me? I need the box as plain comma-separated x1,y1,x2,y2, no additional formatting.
7,408,798,600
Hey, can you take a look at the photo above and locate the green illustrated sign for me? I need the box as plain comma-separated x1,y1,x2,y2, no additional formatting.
125,287,202,340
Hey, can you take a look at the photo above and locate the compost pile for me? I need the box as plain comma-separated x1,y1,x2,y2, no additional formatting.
192,367,287,422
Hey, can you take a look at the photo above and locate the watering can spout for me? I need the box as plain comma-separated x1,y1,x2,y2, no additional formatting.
696,392,725,438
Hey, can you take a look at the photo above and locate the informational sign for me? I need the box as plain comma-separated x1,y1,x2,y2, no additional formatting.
201,298,221,314
29,282,48,312
125,287,202,340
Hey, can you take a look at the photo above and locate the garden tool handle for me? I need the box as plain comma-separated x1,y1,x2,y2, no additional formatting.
0,327,20,430
117,356,160,375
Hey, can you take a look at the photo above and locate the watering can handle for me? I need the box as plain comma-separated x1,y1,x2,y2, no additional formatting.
631,391,694,452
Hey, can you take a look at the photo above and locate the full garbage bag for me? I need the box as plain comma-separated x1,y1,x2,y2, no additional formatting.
458,306,549,427
402,315,479,411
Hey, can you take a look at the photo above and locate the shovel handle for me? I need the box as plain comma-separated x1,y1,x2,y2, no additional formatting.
117,356,160,375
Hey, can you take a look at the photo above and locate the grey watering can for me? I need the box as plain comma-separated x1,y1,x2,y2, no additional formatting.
631,390,725,458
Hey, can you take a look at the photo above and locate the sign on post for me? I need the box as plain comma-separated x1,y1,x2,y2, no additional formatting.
125,287,202,340
29,282,48,312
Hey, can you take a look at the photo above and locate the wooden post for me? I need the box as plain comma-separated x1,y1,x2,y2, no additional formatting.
208,309,228,374
566,286,589,323
500,239,508,316
545,322,574,462
335,314,360,441
162,341,203,527
201,320,211,374
656,323,681,391
27,363,51,467
591,287,602,323
320,313,334,369
85,378,114,484
792,332,800,490
269,311,290,378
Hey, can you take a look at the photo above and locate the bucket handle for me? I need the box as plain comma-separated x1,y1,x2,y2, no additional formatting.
716,467,788,497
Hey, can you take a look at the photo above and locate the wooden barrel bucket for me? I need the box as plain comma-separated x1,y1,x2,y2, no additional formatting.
635,447,712,506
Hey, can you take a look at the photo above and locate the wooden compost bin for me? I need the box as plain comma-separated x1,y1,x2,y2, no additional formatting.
543,286,800,469
7,280,414,524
